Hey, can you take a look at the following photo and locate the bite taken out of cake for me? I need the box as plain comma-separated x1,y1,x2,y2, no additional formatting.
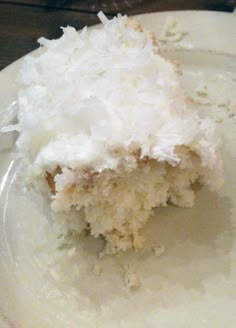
8,12,223,254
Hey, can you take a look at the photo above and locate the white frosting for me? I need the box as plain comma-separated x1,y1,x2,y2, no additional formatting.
15,13,221,186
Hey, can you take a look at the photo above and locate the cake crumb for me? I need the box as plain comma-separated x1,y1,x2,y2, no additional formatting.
67,247,76,258
160,16,188,44
189,84,211,106
227,100,236,113
93,262,102,276
217,103,227,108
123,264,140,289
98,250,106,259
220,100,236,120
195,83,208,97
49,268,60,281
215,117,224,123
152,245,165,257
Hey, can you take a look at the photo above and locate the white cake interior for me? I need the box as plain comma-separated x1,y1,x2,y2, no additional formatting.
47,145,209,254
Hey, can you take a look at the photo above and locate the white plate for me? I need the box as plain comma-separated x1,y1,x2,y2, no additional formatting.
1,11,236,328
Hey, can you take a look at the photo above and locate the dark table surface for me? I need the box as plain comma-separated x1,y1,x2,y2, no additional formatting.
0,0,235,71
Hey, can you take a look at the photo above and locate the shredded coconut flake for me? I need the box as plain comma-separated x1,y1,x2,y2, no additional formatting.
97,11,110,24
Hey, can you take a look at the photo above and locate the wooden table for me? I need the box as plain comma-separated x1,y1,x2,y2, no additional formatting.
0,0,235,71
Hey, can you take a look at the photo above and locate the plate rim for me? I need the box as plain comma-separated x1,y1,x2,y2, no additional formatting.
1,9,236,328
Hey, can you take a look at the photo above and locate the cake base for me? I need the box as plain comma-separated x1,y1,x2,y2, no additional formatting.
47,147,203,254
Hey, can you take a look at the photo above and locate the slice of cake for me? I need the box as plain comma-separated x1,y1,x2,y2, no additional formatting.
11,12,222,254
